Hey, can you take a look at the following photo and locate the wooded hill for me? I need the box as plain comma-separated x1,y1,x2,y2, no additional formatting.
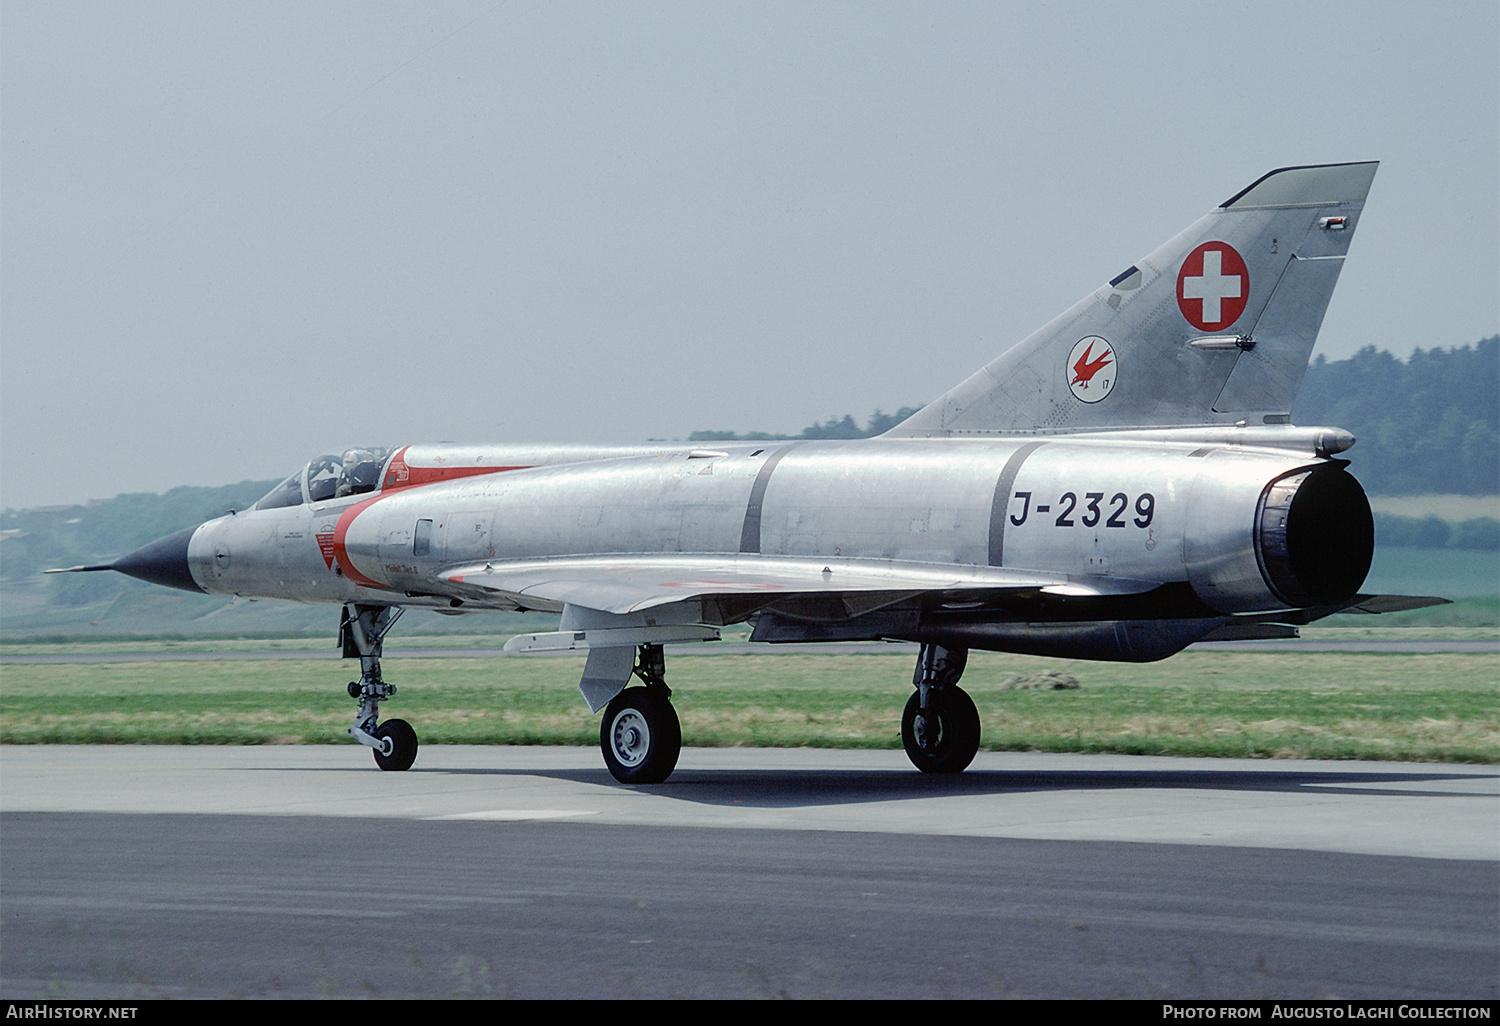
1291,337,1497,496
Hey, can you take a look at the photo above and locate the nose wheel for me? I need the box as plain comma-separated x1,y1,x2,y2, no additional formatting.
373,718,419,772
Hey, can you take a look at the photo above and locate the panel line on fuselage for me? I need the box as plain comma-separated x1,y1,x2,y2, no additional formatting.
988,441,1047,567
738,444,799,554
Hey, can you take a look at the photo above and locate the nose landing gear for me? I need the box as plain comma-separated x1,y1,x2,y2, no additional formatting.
341,603,418,771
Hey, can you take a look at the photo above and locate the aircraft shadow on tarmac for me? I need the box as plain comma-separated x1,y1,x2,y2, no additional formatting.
399,764,1493,809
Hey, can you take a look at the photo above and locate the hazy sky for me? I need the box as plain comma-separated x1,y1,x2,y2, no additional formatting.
3,1,1496,509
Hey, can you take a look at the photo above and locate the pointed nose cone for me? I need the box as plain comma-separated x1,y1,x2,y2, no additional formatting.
113,526,205,593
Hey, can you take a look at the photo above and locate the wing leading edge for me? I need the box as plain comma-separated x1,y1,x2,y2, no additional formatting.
443,553,1161,616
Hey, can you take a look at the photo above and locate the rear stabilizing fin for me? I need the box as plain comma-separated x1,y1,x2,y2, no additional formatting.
887,162,1378,437
1208,592,1450,627
1335,594,1450,614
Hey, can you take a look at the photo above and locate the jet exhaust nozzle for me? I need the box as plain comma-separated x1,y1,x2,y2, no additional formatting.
1255,466,1373,608
1187,461,1374,614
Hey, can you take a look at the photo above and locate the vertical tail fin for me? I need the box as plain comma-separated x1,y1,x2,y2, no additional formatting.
888,162,1378,436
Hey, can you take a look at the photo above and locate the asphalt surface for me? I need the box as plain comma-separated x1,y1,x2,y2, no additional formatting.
1,746,1495,999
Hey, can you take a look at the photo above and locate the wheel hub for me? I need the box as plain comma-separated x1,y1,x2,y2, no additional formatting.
610,710,651,767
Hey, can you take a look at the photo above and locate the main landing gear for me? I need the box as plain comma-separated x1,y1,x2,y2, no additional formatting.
590,640,978,783
333,610,974,781
599,643,681,785
342,603,418,772
902,643,980,773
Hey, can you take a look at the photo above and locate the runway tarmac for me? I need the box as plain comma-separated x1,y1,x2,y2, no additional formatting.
2,745,1496,999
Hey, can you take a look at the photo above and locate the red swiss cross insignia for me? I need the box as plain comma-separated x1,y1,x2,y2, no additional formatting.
1177,242,1249,332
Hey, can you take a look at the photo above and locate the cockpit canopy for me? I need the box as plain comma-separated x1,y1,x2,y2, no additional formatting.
255,447,396,510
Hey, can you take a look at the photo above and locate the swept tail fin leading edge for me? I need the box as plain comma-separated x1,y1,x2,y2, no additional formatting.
887,162,1378,437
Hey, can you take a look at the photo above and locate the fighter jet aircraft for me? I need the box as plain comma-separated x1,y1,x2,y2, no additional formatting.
56,161,1442,783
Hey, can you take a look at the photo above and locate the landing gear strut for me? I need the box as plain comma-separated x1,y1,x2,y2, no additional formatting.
902,643,980,773
599,643,681,784
341,603,418,771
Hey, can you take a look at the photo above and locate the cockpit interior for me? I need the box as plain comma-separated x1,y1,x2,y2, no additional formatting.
255,447,395,510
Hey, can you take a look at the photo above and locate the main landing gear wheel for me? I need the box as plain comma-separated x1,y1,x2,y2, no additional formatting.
600,687,681,785
373,717,418,772
901,686,980,774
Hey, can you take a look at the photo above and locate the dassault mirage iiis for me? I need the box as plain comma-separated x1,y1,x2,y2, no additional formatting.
59,161,1442,783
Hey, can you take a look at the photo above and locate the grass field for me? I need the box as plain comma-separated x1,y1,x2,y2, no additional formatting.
3,648,1495,763
1368,494,1500,521
4,536,1495,763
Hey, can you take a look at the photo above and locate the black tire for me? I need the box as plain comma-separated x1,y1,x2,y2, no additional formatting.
901,686,980,774
373,718,418,772
600,687,681,784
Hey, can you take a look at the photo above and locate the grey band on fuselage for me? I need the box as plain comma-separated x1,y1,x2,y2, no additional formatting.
988,441,1046,567
739,444,798,554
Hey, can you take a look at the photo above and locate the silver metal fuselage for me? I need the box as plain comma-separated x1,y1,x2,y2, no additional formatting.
187,430,1355,638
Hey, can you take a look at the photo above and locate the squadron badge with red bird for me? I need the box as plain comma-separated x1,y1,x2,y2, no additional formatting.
1068,335,1116,403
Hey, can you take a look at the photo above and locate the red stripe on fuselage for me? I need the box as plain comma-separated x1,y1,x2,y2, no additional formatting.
382,446,532,492
332,494,390,589
330,454,534,589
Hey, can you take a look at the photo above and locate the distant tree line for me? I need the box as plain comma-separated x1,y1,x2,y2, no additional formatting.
1291,337,1498,495
688,407,924,442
